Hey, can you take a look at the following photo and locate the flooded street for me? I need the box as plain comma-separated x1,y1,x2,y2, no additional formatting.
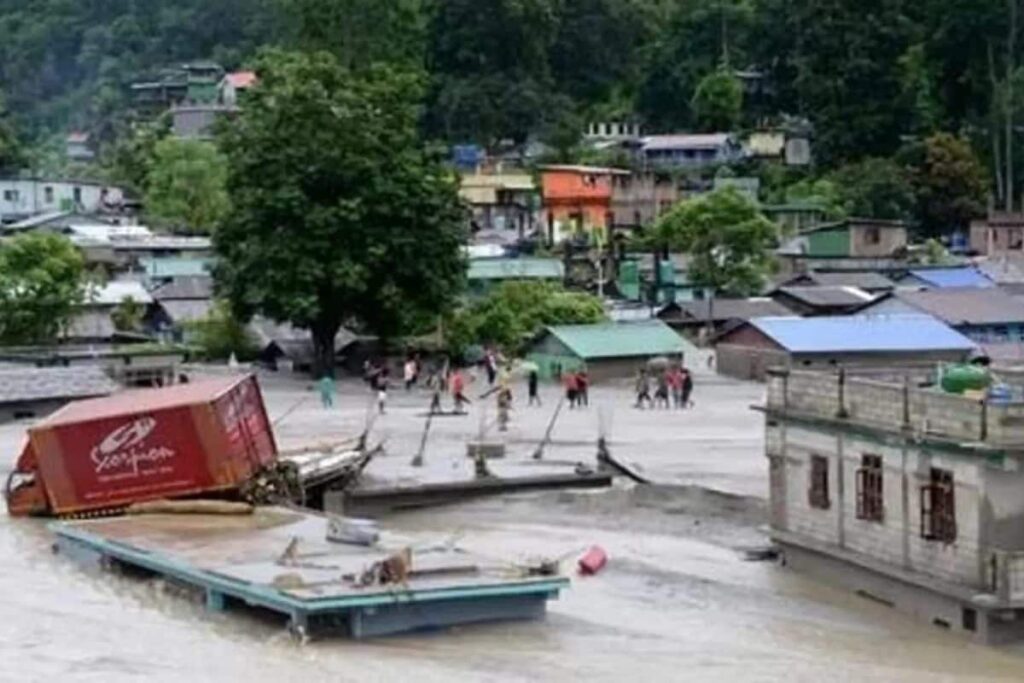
4,370,1024,681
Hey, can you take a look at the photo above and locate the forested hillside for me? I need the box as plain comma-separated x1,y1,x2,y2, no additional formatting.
0,0,1020,203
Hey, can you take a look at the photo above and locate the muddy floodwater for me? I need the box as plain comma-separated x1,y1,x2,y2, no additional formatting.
4,370,1024,682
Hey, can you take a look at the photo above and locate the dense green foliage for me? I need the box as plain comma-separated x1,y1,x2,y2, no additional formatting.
447,281,606,355
144,138,230,234
186,301,258,361
0,233,84,344
214,50,466,375
110,296,144,332
652,188,778,297
0,0,1020,230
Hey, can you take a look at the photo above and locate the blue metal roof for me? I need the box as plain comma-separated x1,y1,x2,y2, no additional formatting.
748,314,976,354
907,267,994,289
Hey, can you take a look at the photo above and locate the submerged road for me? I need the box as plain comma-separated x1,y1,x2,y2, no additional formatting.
2,369,1024,681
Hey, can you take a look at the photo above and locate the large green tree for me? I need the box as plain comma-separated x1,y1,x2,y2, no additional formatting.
652,188,777,297
215,50,466,375
904,132,988,235
447,281,606,355
283,0,426,70
691,69,743,132
0,233,85,344
425,0,559,146
828,158,916,220
145,138,230,234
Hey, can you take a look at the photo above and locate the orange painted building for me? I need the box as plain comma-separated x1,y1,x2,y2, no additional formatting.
539,165,629,243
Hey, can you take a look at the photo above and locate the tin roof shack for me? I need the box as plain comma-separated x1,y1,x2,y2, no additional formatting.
657,297,792,344
540,165,628,245
716,314,975,381
67,280,156,343
526,320,691,381
0,366,118,423
763,368,1024,643
5,374,276,517
466,258,564,297
858,287,1024,345
770,286,877,316
0,344,188,388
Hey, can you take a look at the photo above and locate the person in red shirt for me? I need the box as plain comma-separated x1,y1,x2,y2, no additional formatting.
451,369,469,413
563,371,578,408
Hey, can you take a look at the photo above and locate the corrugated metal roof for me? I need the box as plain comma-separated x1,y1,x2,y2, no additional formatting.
159,299,213,323
794,271,896,290
0,366,119,405
886,287,1024,325
152,276,213,301
544,320,690,359
83,280,153,305
468,258,564,281
747,314,976,353
776,286,876,307
668,298,792,322
907,267,994,289
641,134,732,151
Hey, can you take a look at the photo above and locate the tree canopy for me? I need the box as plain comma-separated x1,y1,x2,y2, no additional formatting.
144,138,230,234
0,233,84,345
652,188,778,297
446,280,607,356
214,49,466,375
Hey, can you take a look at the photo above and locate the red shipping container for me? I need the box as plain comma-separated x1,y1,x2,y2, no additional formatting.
6,374,277,516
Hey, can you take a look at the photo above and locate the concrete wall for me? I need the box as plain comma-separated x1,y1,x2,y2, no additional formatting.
850,225,907,258
772,423,988,589
0,179,124,219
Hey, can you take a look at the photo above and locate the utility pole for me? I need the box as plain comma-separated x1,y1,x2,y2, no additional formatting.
1008,0,1018,212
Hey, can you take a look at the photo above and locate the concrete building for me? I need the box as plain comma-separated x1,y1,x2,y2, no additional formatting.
764,367,1024,643
637,134,744,171
609,171,683,230
526,320,692,381
970,212,1024,256
716,314,975,381
0,179,127,223
459,171,538,237
539,165,629,244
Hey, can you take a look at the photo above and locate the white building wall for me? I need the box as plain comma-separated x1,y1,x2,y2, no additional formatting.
776,422,990,590
0,179,125,219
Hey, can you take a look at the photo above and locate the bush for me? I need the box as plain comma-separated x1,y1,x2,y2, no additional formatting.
446,281,606,356
186,302,258,361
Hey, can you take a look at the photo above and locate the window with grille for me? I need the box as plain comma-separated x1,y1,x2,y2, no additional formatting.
921,468,956,543
856,454,884,522
808,455,830,509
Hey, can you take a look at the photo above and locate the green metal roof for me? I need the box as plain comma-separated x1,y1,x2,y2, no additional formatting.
543,320,689,359
468,258,564,281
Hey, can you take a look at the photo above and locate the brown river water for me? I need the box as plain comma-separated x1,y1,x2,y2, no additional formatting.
4,376,1024,681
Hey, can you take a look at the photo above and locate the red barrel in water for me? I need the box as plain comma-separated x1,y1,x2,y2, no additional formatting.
578,545,608,575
